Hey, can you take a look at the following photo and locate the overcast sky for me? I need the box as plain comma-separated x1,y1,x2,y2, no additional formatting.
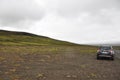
0,0,120,44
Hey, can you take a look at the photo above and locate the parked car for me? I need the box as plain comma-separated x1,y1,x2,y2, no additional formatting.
97,46,115,60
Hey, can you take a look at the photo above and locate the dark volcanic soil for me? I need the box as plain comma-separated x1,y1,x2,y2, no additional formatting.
0,49,120,80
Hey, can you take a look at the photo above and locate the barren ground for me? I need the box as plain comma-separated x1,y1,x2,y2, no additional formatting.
0,46,120,80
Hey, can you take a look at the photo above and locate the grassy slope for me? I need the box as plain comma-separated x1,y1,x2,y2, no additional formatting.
0,30,79,46
0,30,97,54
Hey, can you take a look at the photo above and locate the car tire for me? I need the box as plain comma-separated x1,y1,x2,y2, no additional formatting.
97,56,99,60
111,57,114,60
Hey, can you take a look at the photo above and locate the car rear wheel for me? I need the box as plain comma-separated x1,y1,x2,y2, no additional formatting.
97,56,100,60
111,57,114,60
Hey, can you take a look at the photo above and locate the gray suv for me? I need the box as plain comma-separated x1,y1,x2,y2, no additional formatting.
97,46,115,60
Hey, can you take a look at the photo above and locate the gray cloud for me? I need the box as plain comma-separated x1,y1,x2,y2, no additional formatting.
0,0,45,28
34,0,120,44
1,0,120,44
43,0,120,17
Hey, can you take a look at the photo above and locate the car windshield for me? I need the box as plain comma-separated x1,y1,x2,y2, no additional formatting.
99,46,111,50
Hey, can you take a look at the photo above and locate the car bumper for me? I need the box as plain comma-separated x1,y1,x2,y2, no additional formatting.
98,55,113,58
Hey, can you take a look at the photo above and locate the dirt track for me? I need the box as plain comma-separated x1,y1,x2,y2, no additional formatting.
0,48,120,80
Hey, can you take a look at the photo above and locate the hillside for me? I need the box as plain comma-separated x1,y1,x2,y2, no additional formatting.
0,30,119,80
0,30,78,46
